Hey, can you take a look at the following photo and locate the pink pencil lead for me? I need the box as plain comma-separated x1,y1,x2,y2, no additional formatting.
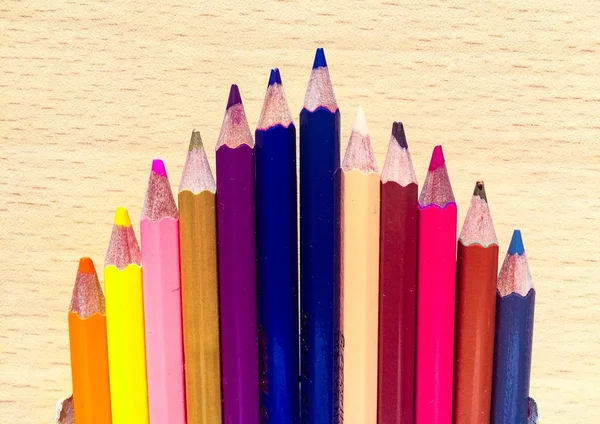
428,145,445,171
152,159,168,177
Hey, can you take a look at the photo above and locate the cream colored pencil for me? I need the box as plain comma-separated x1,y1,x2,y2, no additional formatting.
340,106,380,424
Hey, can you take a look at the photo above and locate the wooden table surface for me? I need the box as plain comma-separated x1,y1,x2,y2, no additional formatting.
1,1,599,422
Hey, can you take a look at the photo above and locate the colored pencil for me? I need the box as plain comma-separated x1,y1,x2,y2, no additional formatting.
377,122,418,424
255,68,299,423
68,257,112,424
491,230,536,424
56,395,74,424
178,130,222,423
104,207,149,424
453,182,499,424
415,145,457,424
340,107,380,424
299,47,341,424
140,159,186,424
216,84,258,423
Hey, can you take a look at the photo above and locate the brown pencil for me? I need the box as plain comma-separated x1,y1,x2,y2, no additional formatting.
178,130,222,424
378,122,418,424
453,182,499,424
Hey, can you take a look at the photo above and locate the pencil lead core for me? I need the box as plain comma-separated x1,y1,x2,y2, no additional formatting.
312,47,327,69
392,121,408,149
268,68,282,87
151,159,167,177
77,257,95,275
189,129,203,150
508,229,525,255
114,207,131,227
226,84,242,109
352,106,368,136
473,181,487,201
429,145,445,171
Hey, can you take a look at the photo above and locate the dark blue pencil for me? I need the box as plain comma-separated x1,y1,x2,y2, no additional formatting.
491,230,536,424
299,48,341,424
256,68,299,423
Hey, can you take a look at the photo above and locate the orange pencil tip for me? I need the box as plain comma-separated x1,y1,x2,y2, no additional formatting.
77,257,96,275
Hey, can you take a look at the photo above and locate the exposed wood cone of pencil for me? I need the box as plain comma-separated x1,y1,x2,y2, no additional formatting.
178,129,222,424
340,106,380,424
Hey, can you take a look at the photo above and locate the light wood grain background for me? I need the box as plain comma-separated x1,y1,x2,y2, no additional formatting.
1,1,599,422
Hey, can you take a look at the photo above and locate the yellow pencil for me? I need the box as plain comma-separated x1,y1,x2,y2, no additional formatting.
104,207,149,424
340,107,380,424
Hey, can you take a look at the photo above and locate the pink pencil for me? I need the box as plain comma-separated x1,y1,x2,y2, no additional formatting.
415,145,457,423
140,159,186,424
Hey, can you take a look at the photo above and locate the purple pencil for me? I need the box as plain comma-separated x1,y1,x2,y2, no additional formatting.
216,84,259,424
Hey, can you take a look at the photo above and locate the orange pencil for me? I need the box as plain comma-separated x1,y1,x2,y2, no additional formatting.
68,258,112,424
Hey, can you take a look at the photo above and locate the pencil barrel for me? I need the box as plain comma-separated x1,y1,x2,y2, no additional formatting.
340,171,380,424
453,242,499,424
299,107,341,424
491,290,535,424
140,219,186,424
216,144,259,423
179,190,222,424
104,265,149,424
68,313,112,424
415,204,457,423
255,124,299,422
377,182,418,424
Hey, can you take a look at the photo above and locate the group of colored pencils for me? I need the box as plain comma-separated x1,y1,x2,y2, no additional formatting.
61,48,539,424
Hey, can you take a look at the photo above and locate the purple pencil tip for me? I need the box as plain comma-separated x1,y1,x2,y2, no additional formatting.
226,84,242,109
151,159,167,177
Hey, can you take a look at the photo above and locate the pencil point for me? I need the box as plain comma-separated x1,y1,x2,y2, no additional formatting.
508,229,525,255
114,207,131,227
352,106,369,136
189,129,203,150
428,145,445,171
473,181,487,201
268,68,282,86
151,159,167,177
391,121,408,149
312,47,327,69
226,84,242,109
77,257,95,275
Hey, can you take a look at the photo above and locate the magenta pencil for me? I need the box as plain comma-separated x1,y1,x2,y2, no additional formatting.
140,159,186,424
415,146,457,423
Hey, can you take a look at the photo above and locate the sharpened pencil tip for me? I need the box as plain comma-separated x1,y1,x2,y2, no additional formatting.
428,145,445,171
226,84,242,109
473,181,487,201
508,229,525,255
352,106,369,136
391,121,408,149
113,207,131,227
77,257,95,275
189,129,203,150
268,68,282,86
151,159,167,177
312,47,327,69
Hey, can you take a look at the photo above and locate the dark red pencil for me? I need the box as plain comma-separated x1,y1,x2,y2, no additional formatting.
378,122,419,424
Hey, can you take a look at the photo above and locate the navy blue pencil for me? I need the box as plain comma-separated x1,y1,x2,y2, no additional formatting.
491,230,536,424
256,68,299,423
299,48,341,424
